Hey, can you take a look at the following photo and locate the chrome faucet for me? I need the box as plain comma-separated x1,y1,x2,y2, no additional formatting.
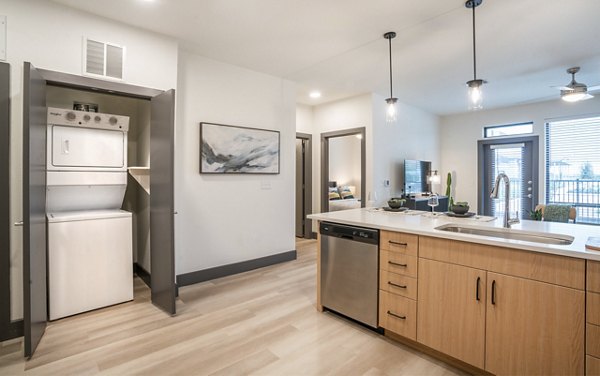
490,173,520,228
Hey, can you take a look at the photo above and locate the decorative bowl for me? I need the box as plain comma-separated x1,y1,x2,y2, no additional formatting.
388,198,406,209
451,204,470,215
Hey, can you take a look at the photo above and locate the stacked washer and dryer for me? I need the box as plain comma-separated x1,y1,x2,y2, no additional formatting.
46,107,133,320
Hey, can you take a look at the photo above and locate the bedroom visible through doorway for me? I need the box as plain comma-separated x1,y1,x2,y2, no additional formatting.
321,128,366,213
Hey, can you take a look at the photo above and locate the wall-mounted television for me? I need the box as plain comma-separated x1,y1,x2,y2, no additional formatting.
404,159,431,195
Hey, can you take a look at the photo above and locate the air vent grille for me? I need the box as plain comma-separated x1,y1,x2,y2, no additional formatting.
84,38,124,80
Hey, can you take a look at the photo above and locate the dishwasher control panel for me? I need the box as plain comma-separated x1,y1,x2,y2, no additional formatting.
320,222,379,244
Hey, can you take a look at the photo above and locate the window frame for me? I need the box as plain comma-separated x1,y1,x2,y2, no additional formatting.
483,122,534,139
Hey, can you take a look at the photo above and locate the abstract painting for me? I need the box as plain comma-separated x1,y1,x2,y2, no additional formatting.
200,122,280,174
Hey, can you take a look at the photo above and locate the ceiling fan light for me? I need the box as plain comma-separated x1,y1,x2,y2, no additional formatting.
562,92,594,102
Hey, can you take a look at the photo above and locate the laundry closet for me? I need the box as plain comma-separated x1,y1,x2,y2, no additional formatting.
44,86,152,319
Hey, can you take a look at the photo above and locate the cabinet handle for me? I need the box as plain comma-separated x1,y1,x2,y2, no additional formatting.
387,310,406,320
491,280,496,305
388,261,408,267
389,240,408,247
476,276,481,301
388,281,407,289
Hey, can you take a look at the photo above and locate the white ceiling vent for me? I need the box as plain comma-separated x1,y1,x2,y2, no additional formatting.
83,37,125,80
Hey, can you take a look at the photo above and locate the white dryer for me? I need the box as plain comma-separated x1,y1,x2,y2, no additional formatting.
46,107,133,320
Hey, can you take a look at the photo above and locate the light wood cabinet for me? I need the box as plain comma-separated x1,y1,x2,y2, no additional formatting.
380,251,417,277
379,290,416,340
588,261,600,374
379,271,417,300
485,272,584,376
417,258,487,369
380,230,418,256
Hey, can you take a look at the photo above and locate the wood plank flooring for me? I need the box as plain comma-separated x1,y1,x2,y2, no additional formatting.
0,238,464,375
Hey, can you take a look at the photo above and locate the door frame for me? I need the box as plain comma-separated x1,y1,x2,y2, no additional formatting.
321,127,366,213
296,132,313,239
477,135,539,216
0,62,22,341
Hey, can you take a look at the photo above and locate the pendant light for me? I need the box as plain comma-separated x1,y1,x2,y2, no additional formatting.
466,0,486,110
384,31,398,123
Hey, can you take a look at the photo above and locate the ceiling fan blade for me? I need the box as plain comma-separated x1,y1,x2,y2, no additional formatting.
551,85,573,91
587,85,600,92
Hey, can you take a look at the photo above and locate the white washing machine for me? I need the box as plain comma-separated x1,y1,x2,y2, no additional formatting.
46,107,134,320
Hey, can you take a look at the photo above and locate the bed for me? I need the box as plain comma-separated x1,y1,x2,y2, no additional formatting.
328,184,361,212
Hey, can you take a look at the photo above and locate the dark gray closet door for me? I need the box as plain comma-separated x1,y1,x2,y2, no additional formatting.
22,62,47,357
150,89,176,315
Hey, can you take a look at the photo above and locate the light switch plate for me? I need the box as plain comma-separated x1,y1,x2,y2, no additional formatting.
0,16,5,61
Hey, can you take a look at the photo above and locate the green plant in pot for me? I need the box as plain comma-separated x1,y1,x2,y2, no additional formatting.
452,201,470,215
529,208,542,221
387,198,406,209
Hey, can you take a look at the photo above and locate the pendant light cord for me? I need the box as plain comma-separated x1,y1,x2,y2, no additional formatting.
472,2,477,80
388,36,394,98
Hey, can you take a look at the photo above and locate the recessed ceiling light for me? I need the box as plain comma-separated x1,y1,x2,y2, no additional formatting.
309,91,321,99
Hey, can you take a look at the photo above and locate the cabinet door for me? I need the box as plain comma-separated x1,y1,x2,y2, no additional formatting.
417,258,486,369
486,273,584,376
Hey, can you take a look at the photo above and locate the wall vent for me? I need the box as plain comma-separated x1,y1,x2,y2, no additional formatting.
83,37,125,80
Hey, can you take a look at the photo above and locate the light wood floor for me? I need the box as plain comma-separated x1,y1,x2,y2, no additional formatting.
0,238,464,375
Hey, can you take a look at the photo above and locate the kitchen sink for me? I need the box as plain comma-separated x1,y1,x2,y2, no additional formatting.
435,224,574,245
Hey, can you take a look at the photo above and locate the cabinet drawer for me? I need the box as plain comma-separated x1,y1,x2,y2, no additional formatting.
588,355,600,376
380,231,418,256
380,251,417,278
379,290,416,340
589,292,600,325
589,261,600,293
588,324,600,358
380,271,417,300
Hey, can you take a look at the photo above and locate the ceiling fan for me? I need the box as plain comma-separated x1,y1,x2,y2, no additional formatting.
553,67,600,102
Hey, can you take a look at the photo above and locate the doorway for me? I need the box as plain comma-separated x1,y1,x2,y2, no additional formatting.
478,136,539,218
296,133,312,239
321,127,366,213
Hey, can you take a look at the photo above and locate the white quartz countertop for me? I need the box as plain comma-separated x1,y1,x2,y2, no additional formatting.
308,208,600,261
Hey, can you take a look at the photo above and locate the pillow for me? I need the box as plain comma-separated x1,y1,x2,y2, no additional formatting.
341,191,354,199
328,186,338,193
328,191,341,200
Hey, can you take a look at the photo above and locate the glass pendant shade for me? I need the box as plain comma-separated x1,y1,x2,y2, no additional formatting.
386,97,398,123
467,79,484,110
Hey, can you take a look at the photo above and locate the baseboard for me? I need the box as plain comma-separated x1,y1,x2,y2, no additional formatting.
134,263,151,288
176,250,297,287
0,319,23,342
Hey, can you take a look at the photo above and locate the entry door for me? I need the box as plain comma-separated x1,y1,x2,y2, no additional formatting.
295,138,305,237
478,136,539,218
150,89,176,315
23,62,47,357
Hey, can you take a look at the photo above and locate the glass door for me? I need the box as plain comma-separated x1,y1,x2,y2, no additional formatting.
478,137,539,219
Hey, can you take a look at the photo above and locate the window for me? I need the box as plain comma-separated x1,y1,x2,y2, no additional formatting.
546,116,600,224
484,122,533,138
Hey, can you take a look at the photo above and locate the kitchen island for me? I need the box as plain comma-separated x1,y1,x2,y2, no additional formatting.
308,208,600,376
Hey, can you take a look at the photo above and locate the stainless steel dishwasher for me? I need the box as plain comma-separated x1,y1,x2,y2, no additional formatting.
320,222,379,328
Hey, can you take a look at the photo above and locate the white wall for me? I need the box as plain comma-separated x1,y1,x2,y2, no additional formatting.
295,103,314,135
440,96,600,212
298,93,441,217
175,49,296,274
371,94,441,204
312,94,374,213
2,0,178,320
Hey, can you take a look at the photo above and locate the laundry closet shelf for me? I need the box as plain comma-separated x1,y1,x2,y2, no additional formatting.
128,166,150,194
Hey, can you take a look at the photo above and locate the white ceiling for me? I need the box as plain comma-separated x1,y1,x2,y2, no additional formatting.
51,0,600,115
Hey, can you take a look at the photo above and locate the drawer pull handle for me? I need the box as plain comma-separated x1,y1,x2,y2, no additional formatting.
387,310,406,320
388,281,407,289
389,240,408,246
388,261,408,267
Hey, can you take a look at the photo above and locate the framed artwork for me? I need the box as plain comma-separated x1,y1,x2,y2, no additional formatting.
199,122,280,174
